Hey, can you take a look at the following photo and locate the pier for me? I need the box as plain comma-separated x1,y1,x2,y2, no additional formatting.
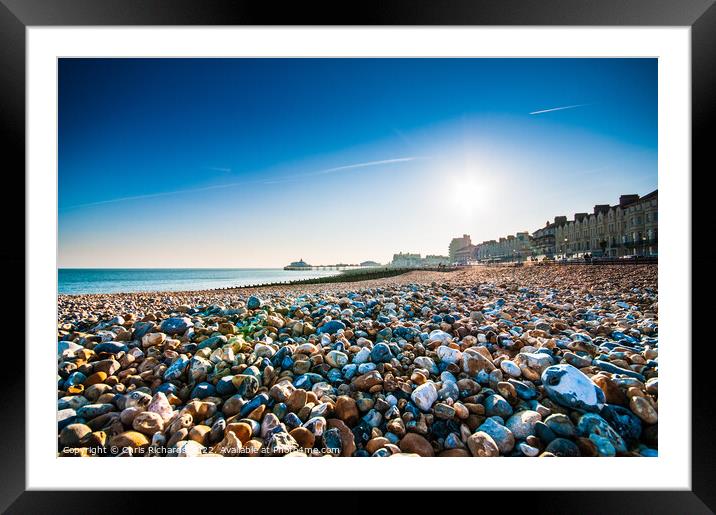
283,258,380,271
284,264,366,271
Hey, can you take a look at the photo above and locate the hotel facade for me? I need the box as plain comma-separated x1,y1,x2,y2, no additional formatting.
555,190,658,258
449,190,658,263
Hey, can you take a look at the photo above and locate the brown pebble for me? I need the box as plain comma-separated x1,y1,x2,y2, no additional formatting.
289,427,315,449
398,433,434,457
365,437,390,454
225,422,253,443
334,396,359,426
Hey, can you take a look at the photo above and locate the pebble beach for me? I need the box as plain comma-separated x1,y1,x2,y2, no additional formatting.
57,264,658,458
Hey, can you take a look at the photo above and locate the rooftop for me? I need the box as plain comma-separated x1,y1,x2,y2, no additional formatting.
287,259,311,267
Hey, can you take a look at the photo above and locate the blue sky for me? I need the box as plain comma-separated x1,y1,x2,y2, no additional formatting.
59,58,657,267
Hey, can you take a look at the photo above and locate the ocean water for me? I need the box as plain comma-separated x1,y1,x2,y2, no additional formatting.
58,268,341,295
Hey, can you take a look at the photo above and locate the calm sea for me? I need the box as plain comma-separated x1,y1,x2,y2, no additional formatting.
58,268,341,295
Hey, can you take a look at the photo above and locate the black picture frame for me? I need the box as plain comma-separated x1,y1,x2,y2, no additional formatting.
1,0,711,511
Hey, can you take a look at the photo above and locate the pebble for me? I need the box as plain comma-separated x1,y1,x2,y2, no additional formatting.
411,382,438,412
477,418,515,454
370,343,393,363
59,423,91,447
467,431,500,457
159,317,193,336
500,360,521,378
518,441,540,457
132,411,164,435
484,394,513,419
398,433,434,457
544,413,576,438
545,437,580,457
437,345,461,365
601,404,642,442
541,364,605,412
576,413,627,454
289,426,315,449
505,410,541,439
629,395,658,424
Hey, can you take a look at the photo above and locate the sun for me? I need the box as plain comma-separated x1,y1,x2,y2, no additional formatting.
452,177,482,212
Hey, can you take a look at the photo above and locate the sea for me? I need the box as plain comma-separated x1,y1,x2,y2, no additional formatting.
58,268,342,295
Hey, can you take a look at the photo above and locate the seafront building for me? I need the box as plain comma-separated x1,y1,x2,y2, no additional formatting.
424,254,450,266
390,252,449,267
450,189,658,263
555,190,658,258
474,232,532,262
448,235,472,262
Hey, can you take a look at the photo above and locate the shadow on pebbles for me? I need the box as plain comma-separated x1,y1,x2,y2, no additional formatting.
57,265,658,458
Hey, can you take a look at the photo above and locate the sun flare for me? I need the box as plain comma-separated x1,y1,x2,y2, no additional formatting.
452,177,484,212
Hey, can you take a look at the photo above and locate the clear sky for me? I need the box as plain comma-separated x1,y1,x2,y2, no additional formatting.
59,58,657,268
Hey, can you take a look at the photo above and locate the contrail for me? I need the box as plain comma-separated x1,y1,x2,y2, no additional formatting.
529,103,590,115
309,157,419,176
262,157,421,185
59,180,267,210
60,156,420,210
204,166,232,173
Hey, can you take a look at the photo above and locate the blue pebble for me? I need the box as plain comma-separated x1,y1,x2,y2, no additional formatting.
508,379,538,400
593,359,645,381
589,433,616,457
293,374,312,390
577,413,626,454
534,421,556,444
163,355,190,381
342,364,358,380
324,428,343,454
317,320,346,335
66,371,87,386
484,394,513,418
159,317,193,336
393,326,419,340
327,368,344,383
283,412,302,429
197,335,227,350
358,363,377,375
545,438,580,457
93,342,128,354
239,393,269,418
57,408,77,430
385,432,400,444
190,382,215,399
156,382,179,396
600,404,642,442
362,409,382,428
438,381,460,402
216,376,237,395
